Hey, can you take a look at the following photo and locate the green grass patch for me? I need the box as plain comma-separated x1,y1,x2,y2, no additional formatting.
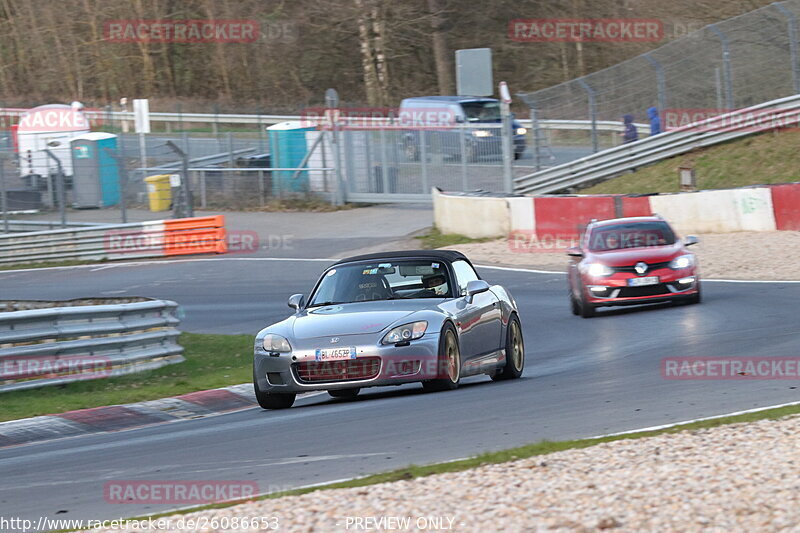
415,227,493,249
583,128,800,194
115,401,800,525
0,333,253,422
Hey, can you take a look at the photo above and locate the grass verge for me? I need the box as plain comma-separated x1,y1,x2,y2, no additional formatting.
0,259,106,271
415,227,493,249
0,333,253,422
583,128,800,194
105,401,800,527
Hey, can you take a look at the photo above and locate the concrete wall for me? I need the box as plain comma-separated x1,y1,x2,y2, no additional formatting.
433,183,800,239
649,188,776,234
432,188,511,239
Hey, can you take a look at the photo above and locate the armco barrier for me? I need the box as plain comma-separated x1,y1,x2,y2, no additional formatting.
0,299,183,392
0,215,227,265
770,183,800,231
515,94,800,195
434,184,799,241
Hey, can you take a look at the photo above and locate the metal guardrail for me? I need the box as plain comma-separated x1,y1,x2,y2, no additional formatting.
0,222,164,264
0,216,227,265
0,107,647,134
2,220,102,233
0,299,183,392
514,94,800,195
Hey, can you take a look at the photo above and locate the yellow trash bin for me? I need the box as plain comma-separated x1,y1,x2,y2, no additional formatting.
144,174,172,212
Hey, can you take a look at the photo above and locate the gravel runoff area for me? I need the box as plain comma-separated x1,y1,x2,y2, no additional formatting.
443,231,800,281
92,414,800,532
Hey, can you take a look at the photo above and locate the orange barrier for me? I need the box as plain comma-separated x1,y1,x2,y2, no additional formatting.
163,215,228,256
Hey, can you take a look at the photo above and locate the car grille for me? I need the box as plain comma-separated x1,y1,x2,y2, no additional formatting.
617,283,672,298
612,261,671,274
294,357,381,383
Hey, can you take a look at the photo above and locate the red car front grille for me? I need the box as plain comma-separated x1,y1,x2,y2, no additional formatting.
617,283,672,298
295,357,381,383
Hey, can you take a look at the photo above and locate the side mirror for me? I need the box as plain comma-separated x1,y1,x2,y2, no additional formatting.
454,115,465,123
287,293,305,310
567,247,583,257
684,235,699,247
464,280,490,303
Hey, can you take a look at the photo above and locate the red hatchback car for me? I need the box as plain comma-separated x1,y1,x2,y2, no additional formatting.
567,216,701,318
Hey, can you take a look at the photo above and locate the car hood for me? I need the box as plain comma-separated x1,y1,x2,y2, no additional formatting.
291,299,443,339
590,243,684,266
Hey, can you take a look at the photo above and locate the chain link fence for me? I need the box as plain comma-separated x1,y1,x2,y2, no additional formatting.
519,0,800,166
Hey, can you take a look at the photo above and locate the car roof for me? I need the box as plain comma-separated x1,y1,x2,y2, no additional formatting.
332,249,471,266
590,216,666,229
401,96,497,104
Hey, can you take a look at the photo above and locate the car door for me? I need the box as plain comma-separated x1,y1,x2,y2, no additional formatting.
451,260,502,363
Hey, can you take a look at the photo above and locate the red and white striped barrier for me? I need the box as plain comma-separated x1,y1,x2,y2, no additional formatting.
433,183,800,241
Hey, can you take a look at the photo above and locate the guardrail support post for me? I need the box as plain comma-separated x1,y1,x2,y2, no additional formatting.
709,24,735,110
774,2,800,94
577,78,599,153
529,104,542,172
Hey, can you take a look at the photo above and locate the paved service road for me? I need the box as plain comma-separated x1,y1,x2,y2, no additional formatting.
0,259,798,522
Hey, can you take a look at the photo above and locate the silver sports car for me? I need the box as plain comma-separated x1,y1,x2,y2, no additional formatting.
253,250,524,409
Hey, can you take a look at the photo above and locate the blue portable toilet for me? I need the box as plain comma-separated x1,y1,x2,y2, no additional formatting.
70,132,121,207
267,121,315,194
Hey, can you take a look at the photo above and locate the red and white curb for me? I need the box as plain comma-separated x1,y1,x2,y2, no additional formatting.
0,383,271,448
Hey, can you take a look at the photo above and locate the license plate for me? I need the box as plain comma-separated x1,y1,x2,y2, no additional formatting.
315,347,356,361
628,276,659,287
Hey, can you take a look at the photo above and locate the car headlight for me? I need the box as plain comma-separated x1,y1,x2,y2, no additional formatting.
471,130,491,137
381,321,428,345
585,263,613,277
262,334,291,353
669,255,694,269
516,127,527,135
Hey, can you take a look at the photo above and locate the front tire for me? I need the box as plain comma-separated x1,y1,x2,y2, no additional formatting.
570,290,580,315
328,388,360,399
255,389,295,409
254,375,296,409
578,286,596,318
422,324,461,392
493,314,524,380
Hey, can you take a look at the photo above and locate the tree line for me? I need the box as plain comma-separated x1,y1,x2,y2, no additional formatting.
0,0,776,113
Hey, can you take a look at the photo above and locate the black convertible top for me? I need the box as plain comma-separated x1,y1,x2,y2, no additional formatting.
333,249,471,267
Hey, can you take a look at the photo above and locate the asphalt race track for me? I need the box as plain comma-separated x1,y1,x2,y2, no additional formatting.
0,258,799,522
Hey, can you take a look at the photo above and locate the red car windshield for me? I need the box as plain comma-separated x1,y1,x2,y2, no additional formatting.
588,222,676,251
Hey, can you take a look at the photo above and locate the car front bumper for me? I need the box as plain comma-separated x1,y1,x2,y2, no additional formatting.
254,332,442,394
583,270,699,306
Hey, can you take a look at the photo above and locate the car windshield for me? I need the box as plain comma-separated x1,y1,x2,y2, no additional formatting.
308,260,452,306
462,101,501,122
588,221,676,251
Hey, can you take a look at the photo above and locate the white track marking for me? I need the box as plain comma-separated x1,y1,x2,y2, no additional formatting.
589,399,800,438
1,256,799,284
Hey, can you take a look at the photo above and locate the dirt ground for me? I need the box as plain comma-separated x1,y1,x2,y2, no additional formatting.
442,231,800,281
